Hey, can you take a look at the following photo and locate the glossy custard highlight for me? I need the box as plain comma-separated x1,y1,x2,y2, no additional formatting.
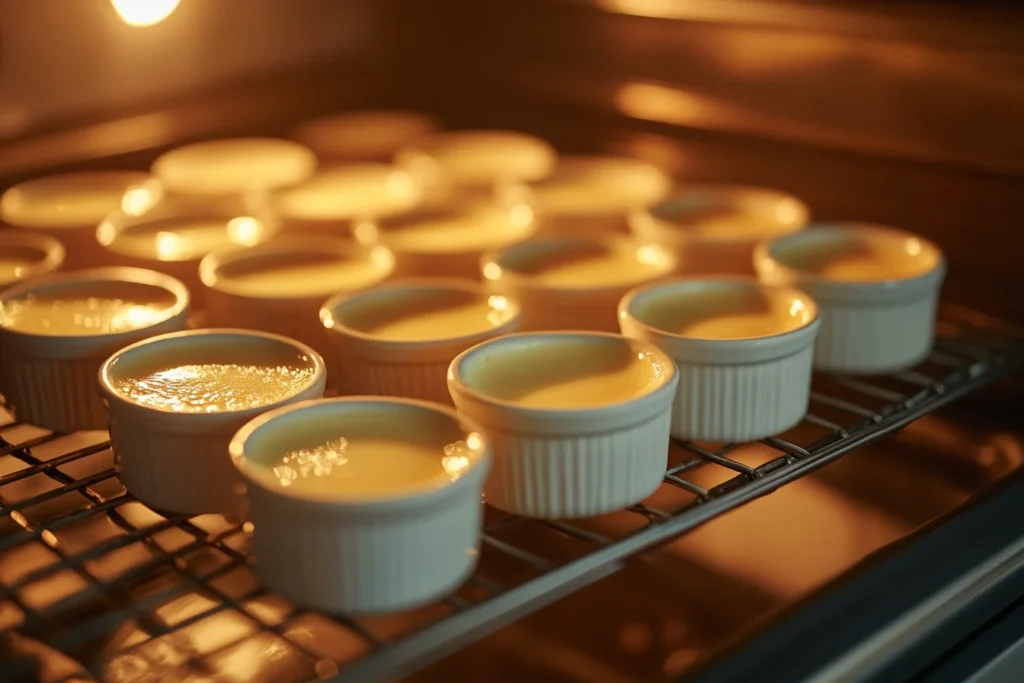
466,338,668,409
248,407,482,496
0,295,174,336
113,352,317,413
339,289,511,341
0,246,47,284
651,189,807,238
633,286,814,340
102,216,269,262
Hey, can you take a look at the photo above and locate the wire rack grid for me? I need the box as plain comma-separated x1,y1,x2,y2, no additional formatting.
0,306,1021,683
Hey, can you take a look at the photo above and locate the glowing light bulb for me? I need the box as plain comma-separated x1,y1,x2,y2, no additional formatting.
111,0,181,27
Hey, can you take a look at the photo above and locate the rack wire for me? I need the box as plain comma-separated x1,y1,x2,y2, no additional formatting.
0,305,1021,683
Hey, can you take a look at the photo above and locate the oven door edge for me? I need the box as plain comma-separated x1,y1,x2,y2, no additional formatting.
682,470,1024,683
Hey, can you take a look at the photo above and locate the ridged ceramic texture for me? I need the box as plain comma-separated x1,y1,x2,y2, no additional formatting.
2,357,107,432
246,474,485,614
672,345,814,442
110,419,243,516
481,408,672,518
335,355,452,405
814,296,938,374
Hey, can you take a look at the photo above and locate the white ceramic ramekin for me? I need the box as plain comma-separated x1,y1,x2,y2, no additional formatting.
151,137,317,196
99,329,327,516
629,185,809,275
396,129,556,204
1,171,149,269
231,396,490,613
448,332,677,518
200,235,395,372
755,223,946,374
502,155,673,236
0,230,66,291
291,110,438,161
97,193,280,305
619,278,820,442
322,279,521,404
481,235,676,332
0,268,190,432
271,163,423,234
354,205,537,280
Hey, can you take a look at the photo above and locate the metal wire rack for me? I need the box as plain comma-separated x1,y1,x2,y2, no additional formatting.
0,305,1021,683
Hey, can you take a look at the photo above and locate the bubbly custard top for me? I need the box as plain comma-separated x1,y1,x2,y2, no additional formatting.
212,250,390,298
376,209,533,253
462,337,669,409
274,164,420,220
103,216,270,262
245,405,483,496
632,285,815,340
1,172,147,228
336,289,513,341
653,190,807,238
495,241,671,287
110,344,317,413
0,286,176,336
774,230,940,282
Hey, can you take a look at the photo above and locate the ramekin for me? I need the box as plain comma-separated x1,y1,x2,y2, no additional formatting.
200,235,396,372
619,277,820,442
291,110,438,161
322,279,521,404
99,329,327,516
755,223,946,374
231,396,490,613
448,332,678,518
0,268,190,432
396,129,557,204
0,230,66,291
501,155,672,236
151,137,317,196
271,163,424,234
353,204,537,280
481,235,676,332
629,185,809,275
0,171,149,269
97,192,280,305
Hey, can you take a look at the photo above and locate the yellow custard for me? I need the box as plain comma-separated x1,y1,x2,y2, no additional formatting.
214,252,388,298
507,243,670,287
0,295,173,336
782,239,936,282
114,361,315,413
342,290,509,341
655,191,806,239
1,172,147,228
152,138,317,195
380,210,532,253
408,131,555,187
274,165,420,221
635,287,812,340
249,408,479,495
103,216,269,262
468,339,666,409
530,157,671,214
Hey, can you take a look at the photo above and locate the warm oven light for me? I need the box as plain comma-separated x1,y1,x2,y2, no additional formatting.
111,0,181,27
